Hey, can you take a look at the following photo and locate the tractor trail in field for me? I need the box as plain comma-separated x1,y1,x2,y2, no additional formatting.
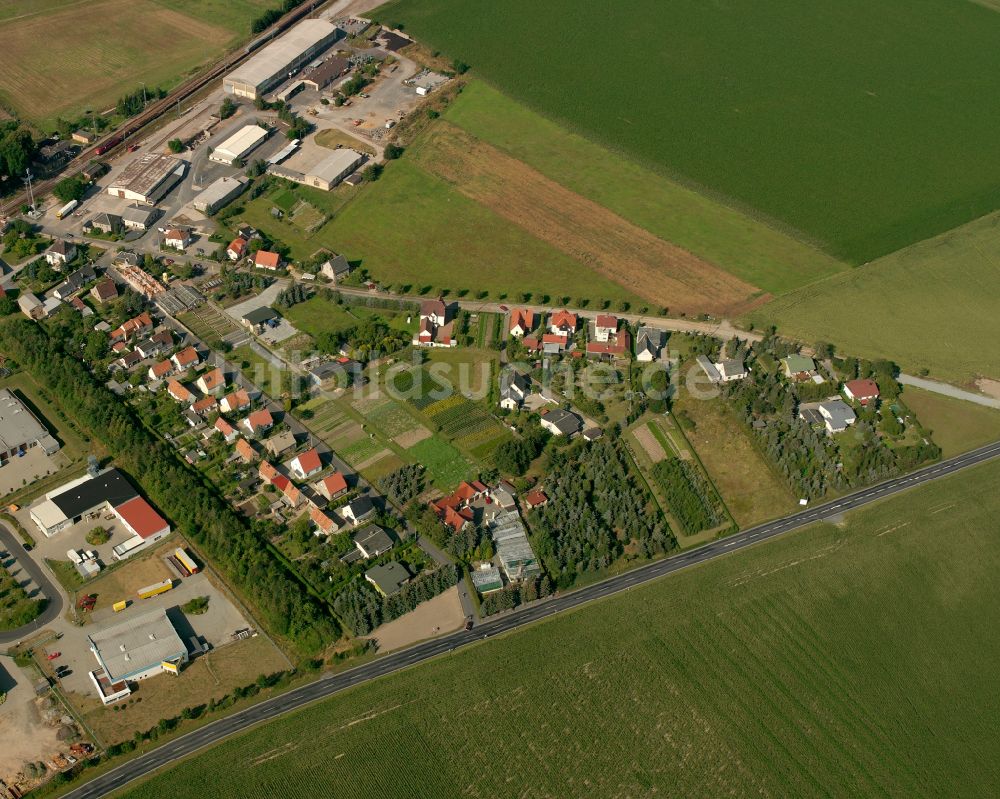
413,124,768,316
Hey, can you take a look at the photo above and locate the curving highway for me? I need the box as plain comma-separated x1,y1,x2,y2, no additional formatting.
60,439,1000,798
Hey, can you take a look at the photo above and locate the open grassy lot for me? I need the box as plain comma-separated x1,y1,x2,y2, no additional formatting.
319,159,645,306
749,209,1000,384
445,82,848,295
282,296,414,341
315,128,377,156
377,0,1000,264
671,396,798,527
118,458,1000,797
0,0,269,128
403,436,472,490
898,386,1000,458
231,346,286,399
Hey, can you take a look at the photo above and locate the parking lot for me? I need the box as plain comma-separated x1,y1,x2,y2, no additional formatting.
224,280,300,343
0,448,64,497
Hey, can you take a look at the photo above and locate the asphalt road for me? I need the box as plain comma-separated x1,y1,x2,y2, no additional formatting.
58,438,1000,799
0,523,65,645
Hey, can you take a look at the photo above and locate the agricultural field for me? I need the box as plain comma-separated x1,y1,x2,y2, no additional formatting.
377,0,1000,264
749,209,1000,384
0,0,271,128
117,459,1000,798
443,82,847,295
177,304,239,348
298,396,364,451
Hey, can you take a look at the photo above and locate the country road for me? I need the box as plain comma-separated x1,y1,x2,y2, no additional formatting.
58,438,1000,799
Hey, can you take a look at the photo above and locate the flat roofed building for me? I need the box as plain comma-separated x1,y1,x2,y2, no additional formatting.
365,561,410,597
107,154,186,204
192,175,246,213
301,55,351,90
304,149,364,191
223,19,343,99
0,389,60,466
30,468,138,537
209,126,269,165
88,608,187,685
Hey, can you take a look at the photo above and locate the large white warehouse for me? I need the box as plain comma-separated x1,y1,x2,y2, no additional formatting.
209,125,270,165
223,19,343,100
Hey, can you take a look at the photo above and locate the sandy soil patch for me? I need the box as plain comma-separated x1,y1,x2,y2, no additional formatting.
975,378,1000,399
632,425,667,463
0,657,68,784
393,426,433,449
366,586,465,652
414,123,766,316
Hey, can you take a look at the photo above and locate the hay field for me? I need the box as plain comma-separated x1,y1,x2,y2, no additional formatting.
749,209,1000,384
117,458,1000,797
413,123,766,316
445,82,849,295
376,0,1000,263
0,0,269,128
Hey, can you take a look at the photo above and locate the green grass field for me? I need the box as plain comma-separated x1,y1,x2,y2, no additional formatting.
0,0,271,128
899,386,1000,458
282,296,414,341
376,0,1000,263
117,458,1000,797
316,159,645,306
406,435,473,489
748,209,1000,383
444,82,848,294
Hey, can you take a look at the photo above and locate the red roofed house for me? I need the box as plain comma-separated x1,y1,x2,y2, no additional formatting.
311,505,342,536
523,490,548,510
289,448,322,480
111,312,153,343
271,474,290,493
164,229,191,251
171,345,200,371
166,379,196,405
147,359,173,381
442,505,474,532
259,461,279,485
113,496,171,556
192,396,218,415
241,408,273,438
220,388,251,415
214,417,238,443
843,378,880,406
226,237,248,261
431,480,488,530
282,481,303,508
254,250,281,271
549,310,577,335
235,438,257,463
594,314,618,342
508,308,535,338
315,471,348,500
90,277,118,304
586,329,631,359
195,367,225,395
414,299,455,348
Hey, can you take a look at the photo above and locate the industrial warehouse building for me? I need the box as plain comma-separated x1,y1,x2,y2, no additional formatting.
209,125,270,165
107,154,186,204
304,149,365,190
223,19,343,100
192,175,247,213
29,469,171,559
0,389,60,466
88,608,188,704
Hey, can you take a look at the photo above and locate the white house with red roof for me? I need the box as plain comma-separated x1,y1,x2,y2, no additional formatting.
843,378,880,406
508,308,535,337
163,229,191,251
195,367,225,395
110,312,153,343
241,408,274,438
549,310,577,335
112,496,171,560
315,471,349,500
214,417,239,443
594,314,618,342
414,299,455,347
254,250,281,271
310,506,343,536
170,346,200,371
226,237,248,261
166,379,196,405
220,388,251,415
147,360,173,381
289,447,322,480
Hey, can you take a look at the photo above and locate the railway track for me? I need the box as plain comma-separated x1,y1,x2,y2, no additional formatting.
3,0,327,213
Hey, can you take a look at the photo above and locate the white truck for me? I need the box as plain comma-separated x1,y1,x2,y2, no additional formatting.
56,199,78,220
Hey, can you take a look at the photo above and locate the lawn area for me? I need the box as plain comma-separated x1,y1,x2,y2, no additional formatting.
376,0,1000,264
232,346,286,399
315,128,376,156
0,563,44,630
898,386,1000,458
423,346,497,396
444,81,847,295
318,158,645,307
671,396,798,527
0,0,269,128
407,436,473,489
117,458,1000,798
748,209,1000,384
282,296,414,341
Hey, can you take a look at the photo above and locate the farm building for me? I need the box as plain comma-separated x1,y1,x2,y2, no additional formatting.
0,389,60,467
192,175,247,213
303,149,365,191
209,125,270,165
107,154,186,204
88,608,187,704
223,19,343,100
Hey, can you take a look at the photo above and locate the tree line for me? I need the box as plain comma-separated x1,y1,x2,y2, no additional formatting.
333,564,459,635
651,458,723,535
0,318,338,654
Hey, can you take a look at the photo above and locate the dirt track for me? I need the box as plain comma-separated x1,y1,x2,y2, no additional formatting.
413,124,768,315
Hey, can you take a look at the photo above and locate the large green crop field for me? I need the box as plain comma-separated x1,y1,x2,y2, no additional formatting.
376,0,1000,263
117,459,1000,798
0,0,271,127
748,209,1000,384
